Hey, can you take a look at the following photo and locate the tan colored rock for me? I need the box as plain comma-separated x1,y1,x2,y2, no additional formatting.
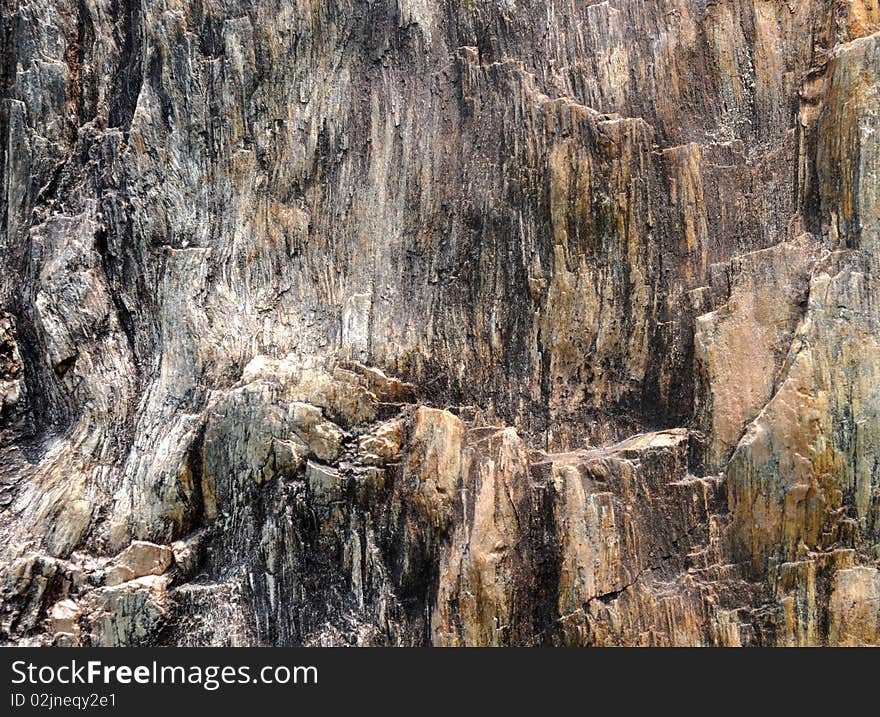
239,357,378,428
540,430,722,645
292,367,378,428
358,419,404,466
433,428,531,646
725,32,880,581
828,566,880,646
345,363,416,403
289,402,344,462
841,0,880,40
47,599,81,644
695,237,818,468
819,32,880,253
105,541,173,587
241,355,300,386
1,553,80,636
725,254,880,571
404,407,465,533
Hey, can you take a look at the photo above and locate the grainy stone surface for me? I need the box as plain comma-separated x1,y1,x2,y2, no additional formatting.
1,0,879,646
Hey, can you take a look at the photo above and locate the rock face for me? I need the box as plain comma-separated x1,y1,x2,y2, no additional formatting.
1,0,879,646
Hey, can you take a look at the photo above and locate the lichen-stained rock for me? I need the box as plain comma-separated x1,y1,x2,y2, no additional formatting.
2,0,880,647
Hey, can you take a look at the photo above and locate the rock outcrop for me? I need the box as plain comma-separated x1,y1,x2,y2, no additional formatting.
1,0,879,646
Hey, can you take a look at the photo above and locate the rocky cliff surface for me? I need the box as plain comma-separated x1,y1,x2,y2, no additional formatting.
1,0,879,646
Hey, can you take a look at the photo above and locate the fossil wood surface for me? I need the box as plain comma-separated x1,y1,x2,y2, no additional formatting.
2,0,880,646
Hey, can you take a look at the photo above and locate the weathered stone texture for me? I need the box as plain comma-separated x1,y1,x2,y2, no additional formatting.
1,1,879,645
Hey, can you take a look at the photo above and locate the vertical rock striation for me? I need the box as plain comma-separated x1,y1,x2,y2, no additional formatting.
1,0,879,645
